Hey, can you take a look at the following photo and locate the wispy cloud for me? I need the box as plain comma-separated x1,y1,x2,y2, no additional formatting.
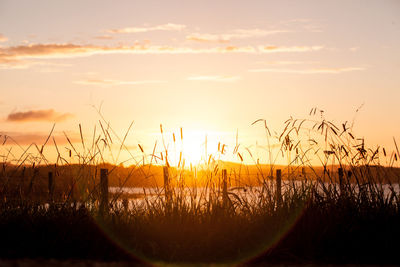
0,43,256,58
75,79,166,86
186,33,230,43
6,109,73,122
0,42,325,69
0,43,258,68
255,61,318,65
93,35,114,40
186,29,288,43
280,19,323,33
249,67,366,74
0,59,72,70
108,23,186,33
0,59,31,69
258,45,324,53
187,75,241,82
0,34,8,42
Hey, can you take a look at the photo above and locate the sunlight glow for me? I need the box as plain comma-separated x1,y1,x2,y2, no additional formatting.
157,129,228,167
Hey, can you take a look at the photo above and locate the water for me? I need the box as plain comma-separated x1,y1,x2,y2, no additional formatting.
37,182,399,211
109,181,400,210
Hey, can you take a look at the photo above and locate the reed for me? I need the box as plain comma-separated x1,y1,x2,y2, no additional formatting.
0,109,399,264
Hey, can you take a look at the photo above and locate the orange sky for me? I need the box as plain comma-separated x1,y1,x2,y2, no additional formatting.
0,0,399,166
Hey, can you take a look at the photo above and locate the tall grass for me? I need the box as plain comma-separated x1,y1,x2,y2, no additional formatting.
0,109,399,264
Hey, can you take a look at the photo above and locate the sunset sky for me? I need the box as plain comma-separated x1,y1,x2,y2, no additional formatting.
0,0,399,165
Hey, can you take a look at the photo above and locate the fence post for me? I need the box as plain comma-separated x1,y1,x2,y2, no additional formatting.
19,166,26,198
48,171,54,203
100,168,109,214
276,169,282,206
347,170,352,179
28,168,38,195
222,169,228,207
302,167,306,179
338,167,344,195
163,166,171,205
70,177,74,201
122,198,129,212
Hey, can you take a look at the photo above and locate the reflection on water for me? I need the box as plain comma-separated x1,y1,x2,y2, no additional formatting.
40,182,400,211
109,181,400,211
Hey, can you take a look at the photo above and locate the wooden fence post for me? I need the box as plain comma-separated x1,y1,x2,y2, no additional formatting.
222,169,228,207
48,171,54,203
70,177,74,201
100,168,109,214
276,169,282,206
338,167,344,195
19,166,26,198
163,166,171,205
122,198,129,212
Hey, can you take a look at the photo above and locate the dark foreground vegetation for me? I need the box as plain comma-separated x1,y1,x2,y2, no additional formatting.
0,178,399,265
1,110,400,265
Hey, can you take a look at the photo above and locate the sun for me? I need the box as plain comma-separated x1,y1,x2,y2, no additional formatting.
154,128,227,168
177,130,207,167
162,129,222,167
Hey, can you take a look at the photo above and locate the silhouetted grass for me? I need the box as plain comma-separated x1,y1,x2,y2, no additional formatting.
0,109,399,265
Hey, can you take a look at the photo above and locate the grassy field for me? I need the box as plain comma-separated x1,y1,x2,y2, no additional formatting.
0,113,399,265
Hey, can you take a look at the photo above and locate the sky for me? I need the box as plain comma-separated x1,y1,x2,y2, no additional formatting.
0,0,399,166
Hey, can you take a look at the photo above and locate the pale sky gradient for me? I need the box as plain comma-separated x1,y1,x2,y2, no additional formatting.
0,0,399,165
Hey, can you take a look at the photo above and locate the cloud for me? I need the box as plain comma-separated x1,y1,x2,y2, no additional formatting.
255,61,318,65
0,59,31,69
6,109,73,122
0,43,257,67
248,67,366,74
186,29,288,43
0,34,8,42
75,79,166,86
187,75,240,82
0,42,325,69
279,19,323,33
258,45,324,53
0,131,80,145
0,59,72,70
94,35,114,40
108,23,186,33
186,33,230,43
